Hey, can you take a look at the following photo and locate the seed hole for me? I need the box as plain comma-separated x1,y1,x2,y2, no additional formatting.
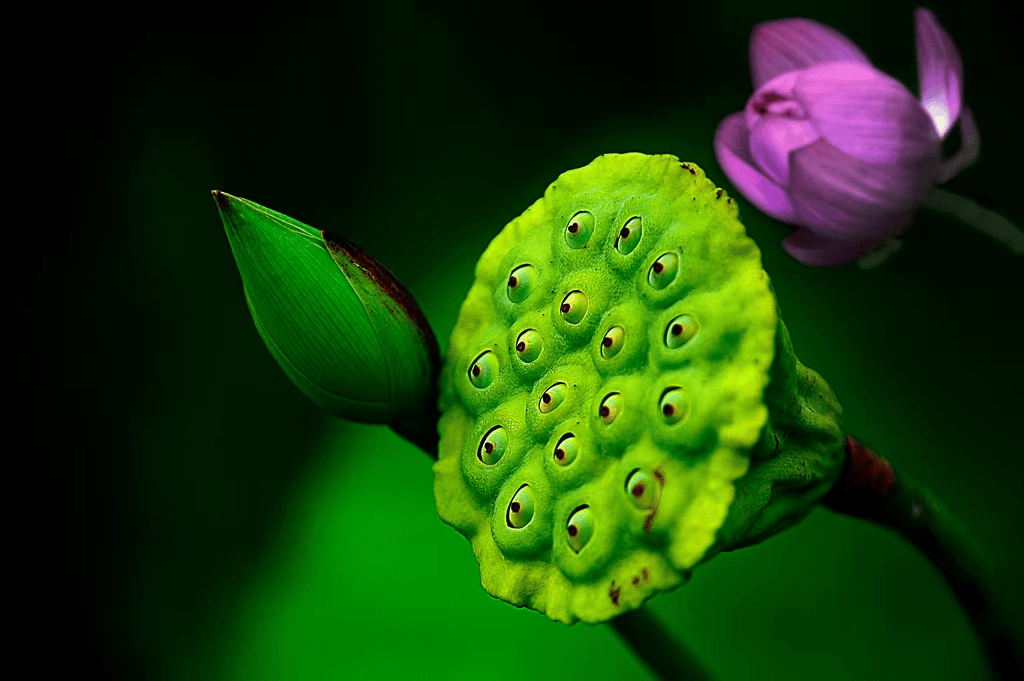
477,425,507,465
665,314,698,349
539,382,568,414
507,264,538,303
515,329,543,363
566,505,593,552
659,387,687,425
600,326,625,359
648,252,679,290
507,485,535,529
468,350,498,388
625,469,659,510
599,392,622,424
559,290,589,325
615,217,643,255
565,211,595,249
553,433,577,466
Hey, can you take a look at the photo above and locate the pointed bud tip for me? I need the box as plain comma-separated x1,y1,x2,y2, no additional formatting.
212,189,232,212
321,228,348,254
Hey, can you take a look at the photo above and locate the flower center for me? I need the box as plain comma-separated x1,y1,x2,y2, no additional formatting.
752,90,805,119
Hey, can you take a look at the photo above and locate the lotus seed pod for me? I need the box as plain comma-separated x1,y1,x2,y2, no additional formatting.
434,153,846,624
215,191,439,448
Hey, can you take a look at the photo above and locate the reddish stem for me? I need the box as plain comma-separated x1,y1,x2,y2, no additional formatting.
822,437,1022,680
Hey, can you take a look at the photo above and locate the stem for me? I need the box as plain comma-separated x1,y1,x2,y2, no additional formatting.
389,403,440,459
857,238,903,270
822,437,1022,680
924,188,1024,255
610,605,713,680
937,107,979,184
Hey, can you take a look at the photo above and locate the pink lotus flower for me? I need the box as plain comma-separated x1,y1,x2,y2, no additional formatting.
714,9,981,266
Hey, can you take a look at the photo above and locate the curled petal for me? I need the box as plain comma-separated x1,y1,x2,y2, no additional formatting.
748,115,821,186
915,7,964,139
788,139,931,240
749,18,871,90
795,63,941,166
782,228,886,267
714,112,796,223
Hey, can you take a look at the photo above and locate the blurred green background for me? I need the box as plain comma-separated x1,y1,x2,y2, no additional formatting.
46,0,1022,678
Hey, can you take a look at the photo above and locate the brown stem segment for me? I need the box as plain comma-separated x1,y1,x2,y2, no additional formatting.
822,436,1022,680
610,605,713,680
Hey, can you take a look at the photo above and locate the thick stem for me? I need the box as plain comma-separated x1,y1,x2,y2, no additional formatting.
924,188,1024,255
610,605,713,680
822,437,1022,680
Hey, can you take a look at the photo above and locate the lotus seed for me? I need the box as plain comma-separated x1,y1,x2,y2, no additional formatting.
507,264,538,303
665,314,697,349
615,216,643,254
600,326,625,359
539,382,568,413
559,290,589,324
554,432,578,465
565,210,595,249
507,485,535,528
659,387,686,425
478,425,508,465
599,392,622,424
625,468,659,510
515,328,543,363
648,252,679,289
468,350,498,388
566,505,593,553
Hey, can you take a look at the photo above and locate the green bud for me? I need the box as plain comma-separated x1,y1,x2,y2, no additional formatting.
214,191,439,451
433,154,845,624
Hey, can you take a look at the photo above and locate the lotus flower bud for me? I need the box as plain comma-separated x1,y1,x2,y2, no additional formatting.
714,11,974,266
215,191,439,449
433,154,845,624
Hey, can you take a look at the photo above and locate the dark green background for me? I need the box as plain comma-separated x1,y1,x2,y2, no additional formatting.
45,1,1022,678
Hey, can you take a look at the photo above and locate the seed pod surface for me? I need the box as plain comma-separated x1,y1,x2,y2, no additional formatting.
434,154,843,624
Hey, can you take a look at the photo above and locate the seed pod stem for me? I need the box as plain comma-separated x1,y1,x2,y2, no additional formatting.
822,437,1022,680
610,605,713,681
924,187,1023,256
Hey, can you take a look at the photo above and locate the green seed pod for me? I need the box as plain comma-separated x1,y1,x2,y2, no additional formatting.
214,191,439,449
434,153,845,624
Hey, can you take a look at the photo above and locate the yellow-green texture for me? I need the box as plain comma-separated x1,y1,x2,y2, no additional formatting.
434,153,845,624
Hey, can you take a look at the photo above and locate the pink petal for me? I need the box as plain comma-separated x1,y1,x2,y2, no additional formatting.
787,139,932,240
782,228,885,267
794,62,941,166
747,115,821,186
915,7,964,139
749,18,872,90
713,112,796,223
743,70,802,133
